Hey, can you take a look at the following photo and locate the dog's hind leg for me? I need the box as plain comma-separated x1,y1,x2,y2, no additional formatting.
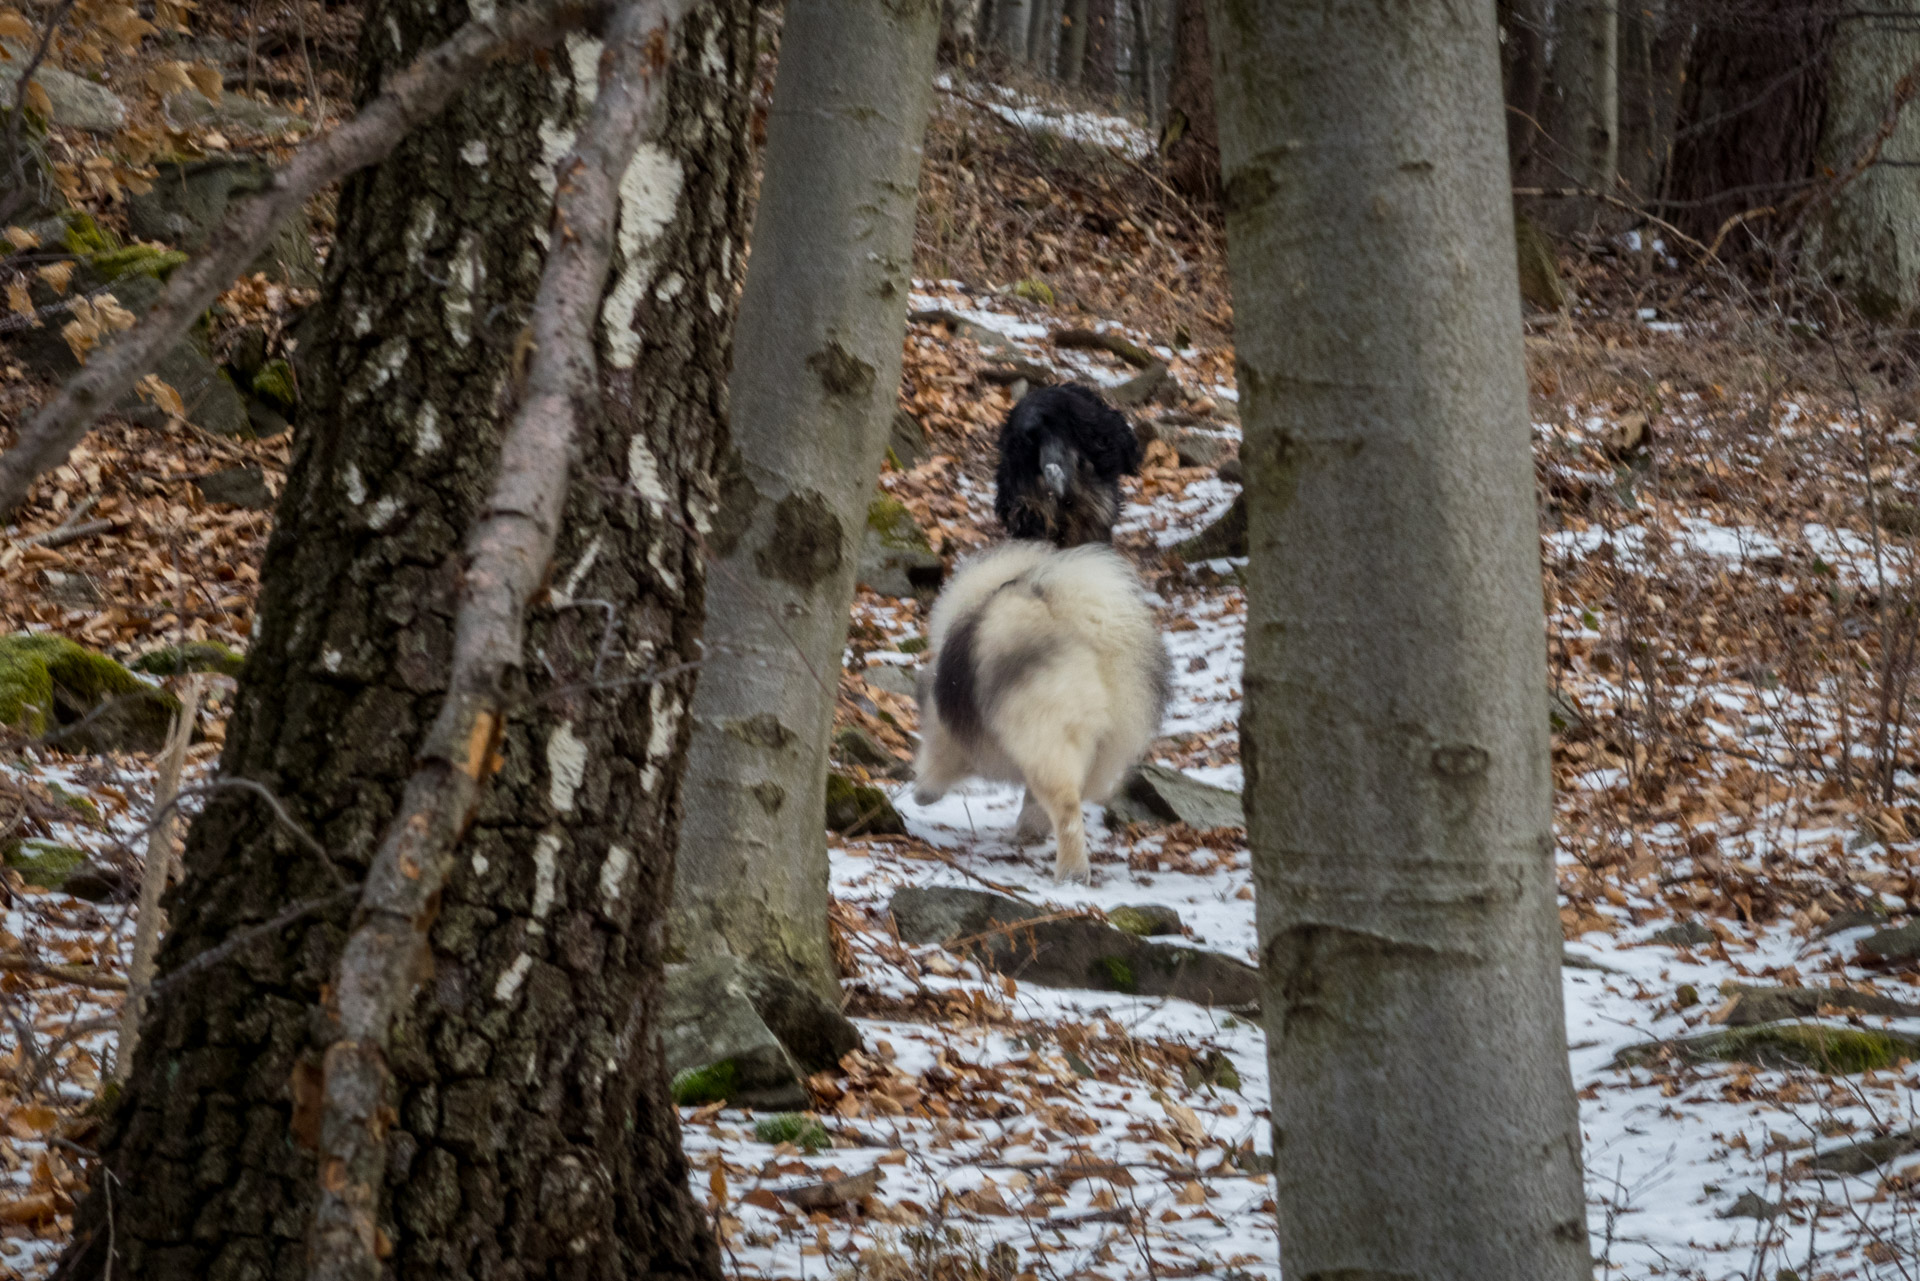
1020,763,1091,883
1012,788,1050,843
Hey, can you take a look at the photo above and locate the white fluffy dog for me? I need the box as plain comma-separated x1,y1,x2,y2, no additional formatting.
913,541,1169,882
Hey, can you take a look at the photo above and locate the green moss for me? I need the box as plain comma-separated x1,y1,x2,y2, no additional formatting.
753,1113,829,1152
0,633,180,752
60,211,115,258
92,245,189,282
825,773,905,835
671,1059,740,1106
3,837,86,889
1181,1051,1241,1092
1012,277,1055,305
133,640,245,678
1108,908,1158,937
866,495,930,553
1094,955,1138,994
251,358,296,409
1615,1022,1920,1075
43,781,99,822
896,636,928,655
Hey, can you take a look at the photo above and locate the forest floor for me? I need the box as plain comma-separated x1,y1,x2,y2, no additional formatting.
10,44,1920,1281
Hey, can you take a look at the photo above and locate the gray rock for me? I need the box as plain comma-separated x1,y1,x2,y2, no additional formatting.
128,156,319,287
162,90,310,138
1720,1190,1784,1220
245,399,291,438
1650,919,1715,947
1107,362,1173,408
1819,904,1890,937
864,663,917,700
1215,456,1243,485
1812,1129,1920,1175
1105,763,1244,830
8,268,251,437
858,495,943,599
888,408,929,469
0,49,125,132
193,465,273,510
909,307,1016,354
889,885,1259,1007
38,570,99,608
833,726,899,769
825,773,906,835
1717,983,1920,1027
1173,494,1247,561
1859,921,1920,962
1614,1022,1920,1075
659,955,860,1110
1166,428,1230,469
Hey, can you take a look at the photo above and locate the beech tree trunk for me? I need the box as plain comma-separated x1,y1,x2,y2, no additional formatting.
995,0,1031,63
1545,0,1619,232
1809,3,1920,318
1060,0,1088,85
53,1,754,1277
1162,0,1215,201
1082,0,1117,98
1500,0,1548,183
1617,1,1690,205
670,0,939,998
1205,2,1593,1277
1665,1,1833,245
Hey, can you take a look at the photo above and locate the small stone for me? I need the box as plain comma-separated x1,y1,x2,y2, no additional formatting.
1107,362,1173,408
162,89,310,138
887,408,929,469
864,663,917,700
833,726,898,769
1720,1190,1783,1220
857,494,942,599
193,465,273,510
39,570,100,608
1105,763,1244,830
1215,456,1243,485
825,773,905,835
1812,1129,1920,1175
0,46,125,132
1172,494,1247,562
1651,919,1715,947
1859,921,1920,963
1166,428,1229,469
660,956,861,1111
132,641,246,678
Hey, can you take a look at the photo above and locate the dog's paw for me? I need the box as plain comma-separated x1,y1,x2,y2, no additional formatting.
1052,861,1091,885
913,785,944,806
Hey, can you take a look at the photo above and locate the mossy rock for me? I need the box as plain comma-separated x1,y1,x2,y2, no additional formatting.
825,773,906,835
1614,1022,1920,1075
251,358,296,410
896,636,928,655
1011,277,1056,305
133,640,245,678
860,495,943,598
59,213,188,282
866,495,931,552
670,1059,740,1106
0,633,180,753
753,1113,830,1152
1108,904,1182,937
2,837,86,889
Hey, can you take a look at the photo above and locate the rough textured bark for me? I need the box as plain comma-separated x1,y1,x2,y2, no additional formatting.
1082,0,1117,97
1162,0,1215,201
52,0,754,1277
669,0,938,998
1499,0,1548,182
1544,0,1619,231
1206,1,1592,1277
1665,0,1834,244
1809,4,1920,318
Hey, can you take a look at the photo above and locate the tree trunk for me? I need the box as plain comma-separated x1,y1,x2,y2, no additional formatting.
670,0,939,999
1664,0,1834,245
1162,0,1215,201
1027,0,1061,71
994,0,1031,64
1499,0,1548,183
1083,0,1117,98
1617,1,1690,205
942,0,984,65
1060,0,1088,85
1205,2,1593,1278
1544,0,1619,232
54,2,755,1277
1809,3,1920,318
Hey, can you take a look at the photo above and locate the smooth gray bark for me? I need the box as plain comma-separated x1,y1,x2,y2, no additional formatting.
1205,2,1593,1277
995,0,1031,62
1060,0,1088,84
670,0,939,997
1547,0,1618,231
1810,4,1920,319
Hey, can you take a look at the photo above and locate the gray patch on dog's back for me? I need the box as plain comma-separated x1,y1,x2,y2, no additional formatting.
935,613,987,747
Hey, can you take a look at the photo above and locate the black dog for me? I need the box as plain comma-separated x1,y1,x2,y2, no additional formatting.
993,383,1142,547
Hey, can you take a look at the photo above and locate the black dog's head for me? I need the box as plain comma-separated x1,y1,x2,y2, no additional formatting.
994,383,1142,547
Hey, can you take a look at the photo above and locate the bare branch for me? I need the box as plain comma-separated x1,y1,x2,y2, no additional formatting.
0,953,128,992
0,0,612,520
304,4,688,1275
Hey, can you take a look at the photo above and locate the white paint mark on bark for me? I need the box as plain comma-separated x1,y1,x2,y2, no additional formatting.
602,145,684,369
415,401,443,454
627,434,670,504
599,843,633,907
322,648,343,672
472,850,490,876
493,953,532,1002
553,534,603,605
531,832,561,923
343,463,367,505
547,721,589,812
461,139,489,166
